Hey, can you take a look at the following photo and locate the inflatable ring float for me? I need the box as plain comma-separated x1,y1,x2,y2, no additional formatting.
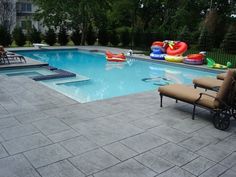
184,58,204,65
166,42,187,56
106,51,126,62
184,54,204,65
165,55,183,62
150,53,166,60
187,54,204,60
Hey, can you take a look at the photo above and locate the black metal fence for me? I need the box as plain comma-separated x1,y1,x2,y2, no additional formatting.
185,49,236,67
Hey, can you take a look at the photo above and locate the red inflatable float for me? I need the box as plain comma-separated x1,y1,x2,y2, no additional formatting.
106,51,126,62
166,42,188,56
187,54,204,60
184,54,204,65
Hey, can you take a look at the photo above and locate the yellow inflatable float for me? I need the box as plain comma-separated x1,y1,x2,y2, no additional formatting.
165,55,184,62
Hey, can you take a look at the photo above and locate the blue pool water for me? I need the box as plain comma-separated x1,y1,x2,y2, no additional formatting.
16,49,216,103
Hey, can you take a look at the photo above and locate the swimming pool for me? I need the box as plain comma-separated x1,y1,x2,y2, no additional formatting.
16,49,217,103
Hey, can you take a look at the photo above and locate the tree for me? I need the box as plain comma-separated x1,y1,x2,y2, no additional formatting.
136,0,163,31
33,0,111,45
221,24,236,54
12,27,26,47
68,0,111,44
109,30,119,46
71,30,81,45
44,28,56,46
119,27,130,47
58,27,68,46
177,26,192,45
33,0,69,29
197,26,213,51
0,25,12,47
86,24,96,45
98,28,109,46
29,27,41,44
32,0,236,49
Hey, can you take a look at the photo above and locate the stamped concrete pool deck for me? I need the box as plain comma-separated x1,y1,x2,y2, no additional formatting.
0,75,235,177
0,46,235,177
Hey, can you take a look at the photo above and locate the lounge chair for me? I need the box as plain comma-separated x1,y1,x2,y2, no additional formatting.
5,53,26,63
193,77,223,91
0,52,6,64
158,70,236,130
0,46,26,63
0,45,15,55
193,70,235,91
217,72,226,80
0,51,10,64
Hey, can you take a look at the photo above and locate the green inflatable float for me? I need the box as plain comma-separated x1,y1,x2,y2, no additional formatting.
207,58,232,69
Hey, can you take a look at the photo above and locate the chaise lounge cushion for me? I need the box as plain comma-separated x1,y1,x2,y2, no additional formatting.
214,70,234,107
158,84,217,109
193,77,223,90
217,73,226,80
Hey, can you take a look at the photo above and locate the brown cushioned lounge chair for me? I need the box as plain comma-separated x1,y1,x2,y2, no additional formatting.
193,77,223,91
217,72,226,80
193,70,235,91
158,70,236,130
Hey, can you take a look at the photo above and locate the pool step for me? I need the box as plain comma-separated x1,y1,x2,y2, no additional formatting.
56,75,90,85
42,65,57,70
32,69,76,81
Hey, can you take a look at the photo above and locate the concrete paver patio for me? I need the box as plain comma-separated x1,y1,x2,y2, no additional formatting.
0,75,235,177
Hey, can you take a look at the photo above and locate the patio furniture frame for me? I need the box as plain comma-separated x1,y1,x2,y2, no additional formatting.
159,70,236,130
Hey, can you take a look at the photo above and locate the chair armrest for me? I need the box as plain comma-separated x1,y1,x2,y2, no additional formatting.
195,92,229,108
199,92,216,99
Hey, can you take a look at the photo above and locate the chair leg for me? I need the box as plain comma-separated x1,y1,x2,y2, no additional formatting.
22,57,26,63
192,104,196,120
160,94,163,107
5,57,10,64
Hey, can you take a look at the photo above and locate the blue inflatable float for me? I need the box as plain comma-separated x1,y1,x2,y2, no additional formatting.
150,48,166,60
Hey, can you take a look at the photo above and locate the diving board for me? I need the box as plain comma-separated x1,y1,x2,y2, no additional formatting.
33,43,49,49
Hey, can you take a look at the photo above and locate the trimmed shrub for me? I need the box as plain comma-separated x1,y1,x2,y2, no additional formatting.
119,28,130,47
12,27,26,46
133,30,142,48
109,30,119,46
86,25,96,45
138,31,155,49
29,27,41,44
71,30,81,45
221,24,236,54
45,28,56,46
58,27,68,46
98,28,109,46
0,25,12,47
